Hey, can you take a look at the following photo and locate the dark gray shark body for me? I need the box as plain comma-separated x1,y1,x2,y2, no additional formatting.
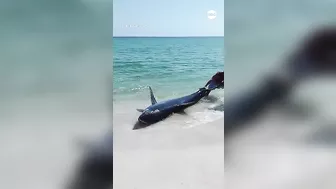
134,86,211,129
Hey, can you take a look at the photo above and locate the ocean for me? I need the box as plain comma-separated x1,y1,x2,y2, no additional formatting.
225,1,336,189
113,37,224,100
113,37,224,189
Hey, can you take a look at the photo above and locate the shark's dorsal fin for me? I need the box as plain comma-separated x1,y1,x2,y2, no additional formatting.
149,86,157,105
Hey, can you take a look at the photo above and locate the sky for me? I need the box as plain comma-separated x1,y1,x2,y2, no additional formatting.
113,0,224,36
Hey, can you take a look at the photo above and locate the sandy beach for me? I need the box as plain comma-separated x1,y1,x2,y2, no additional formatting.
113,95,224,189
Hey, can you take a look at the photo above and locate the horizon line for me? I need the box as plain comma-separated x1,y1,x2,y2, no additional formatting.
113,35,224,38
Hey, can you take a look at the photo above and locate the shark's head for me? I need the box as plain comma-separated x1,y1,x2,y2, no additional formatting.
133,86,170,129
136,108,164,128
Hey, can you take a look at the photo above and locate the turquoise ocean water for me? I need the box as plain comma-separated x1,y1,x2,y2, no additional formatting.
113,37,224,101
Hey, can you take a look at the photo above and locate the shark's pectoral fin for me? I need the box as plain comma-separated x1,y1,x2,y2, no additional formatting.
136,108,145,112
149,86,158,105
176,110,188,115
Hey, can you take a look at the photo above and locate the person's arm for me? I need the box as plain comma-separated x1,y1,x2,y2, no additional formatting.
219,77,224,87
205,72,224,88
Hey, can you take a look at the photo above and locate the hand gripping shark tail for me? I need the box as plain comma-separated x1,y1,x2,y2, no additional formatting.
207,80,224,90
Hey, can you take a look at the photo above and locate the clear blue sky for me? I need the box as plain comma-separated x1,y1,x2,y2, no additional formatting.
113,0,224,36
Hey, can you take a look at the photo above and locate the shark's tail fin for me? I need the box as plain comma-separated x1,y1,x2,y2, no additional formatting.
148,86,157,105
207,80,224,90
198,87,212,96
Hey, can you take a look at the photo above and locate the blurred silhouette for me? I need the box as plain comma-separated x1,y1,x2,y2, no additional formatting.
67,132,113,189
225,26,336,136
